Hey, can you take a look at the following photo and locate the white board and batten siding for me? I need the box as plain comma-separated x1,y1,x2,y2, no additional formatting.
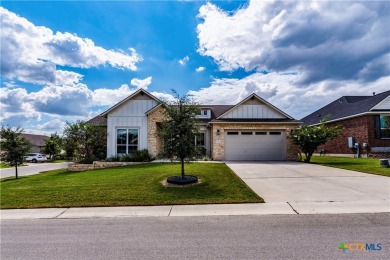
220,103,286,119
107,98,158,157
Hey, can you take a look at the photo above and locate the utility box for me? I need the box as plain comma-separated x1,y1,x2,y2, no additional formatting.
348,137,355,149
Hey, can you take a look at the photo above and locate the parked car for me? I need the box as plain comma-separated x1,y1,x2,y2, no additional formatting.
24,153,47,163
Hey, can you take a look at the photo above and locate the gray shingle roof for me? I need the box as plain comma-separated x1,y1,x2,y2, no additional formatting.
87,115,107,126
21,134,48,147
301,90,390,125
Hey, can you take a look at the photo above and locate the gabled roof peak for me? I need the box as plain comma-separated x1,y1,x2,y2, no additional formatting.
101,88,163,117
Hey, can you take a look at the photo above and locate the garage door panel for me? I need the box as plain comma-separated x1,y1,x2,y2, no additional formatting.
225,131,286,161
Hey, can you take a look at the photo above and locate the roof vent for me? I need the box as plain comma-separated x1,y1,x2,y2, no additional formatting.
373,92,375,96
339,98,343,103
317,114,321,118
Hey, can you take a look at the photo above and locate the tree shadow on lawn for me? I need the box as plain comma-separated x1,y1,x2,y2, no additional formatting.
0,176,29,182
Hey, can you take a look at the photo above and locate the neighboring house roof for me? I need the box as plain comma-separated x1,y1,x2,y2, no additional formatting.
87,115,107,126
301,90,390,125
21,134,48,147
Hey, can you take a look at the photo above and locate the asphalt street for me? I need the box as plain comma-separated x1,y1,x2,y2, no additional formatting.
1,213,389,259
0,162,70,179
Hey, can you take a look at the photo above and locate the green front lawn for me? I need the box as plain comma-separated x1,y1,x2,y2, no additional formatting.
311,156,390,176
0,163,263,209
0,162,11,169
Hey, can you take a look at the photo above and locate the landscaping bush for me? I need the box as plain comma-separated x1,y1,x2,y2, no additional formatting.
106,150,154,162
106,155,121,162
119,154,133,162
128,149,154,162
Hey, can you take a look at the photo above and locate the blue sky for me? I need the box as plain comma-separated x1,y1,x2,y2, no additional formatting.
1,0,389,134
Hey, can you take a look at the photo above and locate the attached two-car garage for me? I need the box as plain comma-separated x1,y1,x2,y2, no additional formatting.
224,131,286,161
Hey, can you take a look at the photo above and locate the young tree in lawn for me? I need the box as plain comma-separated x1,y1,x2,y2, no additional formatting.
43,133,62,160
290,117,342,163
0,126,32,179
63,121,106,163
158,91,201,183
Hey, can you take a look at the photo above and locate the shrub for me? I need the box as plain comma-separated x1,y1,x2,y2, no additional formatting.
119,154,133,162
106,155,121,162
106,150,154,162
128,150,154,162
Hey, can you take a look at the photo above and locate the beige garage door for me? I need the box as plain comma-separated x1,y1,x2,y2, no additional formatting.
224,131,286,161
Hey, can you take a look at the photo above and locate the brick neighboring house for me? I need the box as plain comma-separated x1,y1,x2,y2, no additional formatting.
88,88,301,161
20,134,48,153
301,90,390,158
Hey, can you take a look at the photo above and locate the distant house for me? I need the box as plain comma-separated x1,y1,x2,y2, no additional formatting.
88,88,301,161
301,90,390,158
21,134,48,153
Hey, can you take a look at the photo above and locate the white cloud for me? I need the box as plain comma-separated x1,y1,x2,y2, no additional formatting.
130,76,153,89
37,119,66,133
55,70,84,85
197,1,390,85
178,56,189,65
195,66,205,72
188,73,390,119
150,92,176,103
92,84,134,107
0,7,142,85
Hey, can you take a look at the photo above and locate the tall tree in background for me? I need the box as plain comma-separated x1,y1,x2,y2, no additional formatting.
290,116,342,163
0,126,32,179
43,133,62,159
63,121,106,163
158,90,200,182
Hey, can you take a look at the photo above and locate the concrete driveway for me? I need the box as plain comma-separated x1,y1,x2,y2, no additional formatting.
226,161,390,214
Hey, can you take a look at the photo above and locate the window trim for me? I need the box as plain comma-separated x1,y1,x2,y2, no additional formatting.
116,128,139,154
378,115,390,139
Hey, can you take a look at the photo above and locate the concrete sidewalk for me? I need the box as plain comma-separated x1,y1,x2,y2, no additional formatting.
1,200,389,220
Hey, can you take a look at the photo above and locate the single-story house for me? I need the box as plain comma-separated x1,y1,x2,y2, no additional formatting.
301,90,390,158
88,88,301,161
20,133,48,153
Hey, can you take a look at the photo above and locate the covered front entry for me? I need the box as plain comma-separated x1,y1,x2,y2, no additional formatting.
224,130,286,160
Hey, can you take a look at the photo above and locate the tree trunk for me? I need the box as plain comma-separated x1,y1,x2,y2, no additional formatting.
305,152,313,163
181,158,185,179
15,163,18,179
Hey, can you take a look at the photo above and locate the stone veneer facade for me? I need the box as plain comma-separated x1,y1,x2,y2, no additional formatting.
147,106,166,157
147,107,300,161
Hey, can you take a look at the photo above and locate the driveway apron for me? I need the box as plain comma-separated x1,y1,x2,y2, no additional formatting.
226,161,390,213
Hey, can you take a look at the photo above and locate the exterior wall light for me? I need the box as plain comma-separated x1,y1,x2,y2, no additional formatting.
217,129,221,135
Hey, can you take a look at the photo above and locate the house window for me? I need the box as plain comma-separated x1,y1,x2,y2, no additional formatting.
241,132,253,135
195,132,206,155
255,132,267,135
227,132,239,135
379,115,390,139
269,132,282,135
196,109,211,119
195,132,205,147
117,129,138,154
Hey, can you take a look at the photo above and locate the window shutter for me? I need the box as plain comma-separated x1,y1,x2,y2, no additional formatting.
374,115,381,138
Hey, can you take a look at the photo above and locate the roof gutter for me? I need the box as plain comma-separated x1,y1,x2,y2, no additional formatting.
209,121,303,125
